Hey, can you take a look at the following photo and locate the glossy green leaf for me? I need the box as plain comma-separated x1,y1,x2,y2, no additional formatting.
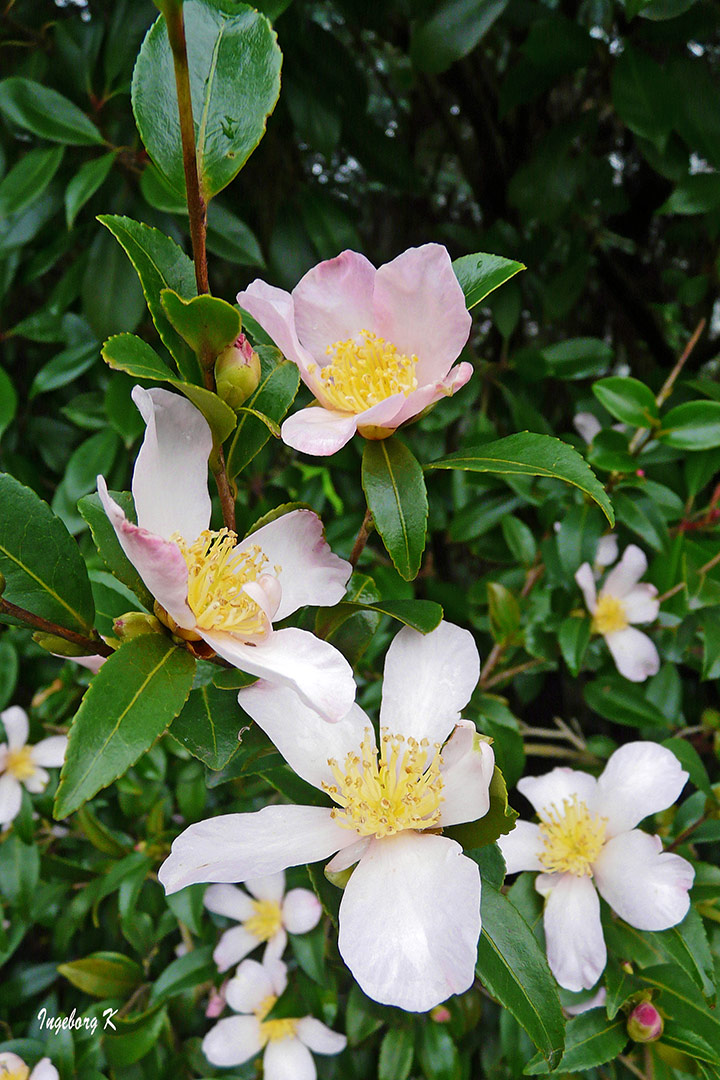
411,0,510,75
452,251,525,309
0,146,64,218
177,382,237,445
78,490,154,611
65,151,117,228
103,1006,168,1068
640,965,720,1049
132,0,282,200
558,616,590,676
658,401,720,450
661,173,720,215
584,676,669,728
362,437,428,581
378,1027,414,1080
593,376,659,426
342,598,443,633
226,348,300,477
418,1023,461,1080
160,289,241,359
541,338,612,380
427,433,614,525
612,46,673,149
643,907,716,1002
30,341,98,399
169,683,242,770
487,582,520,644
0,77,105,145
58,952,143,998
0,368,18,441
149,945,215,1004
54,635,195,818
524,1011,626,1074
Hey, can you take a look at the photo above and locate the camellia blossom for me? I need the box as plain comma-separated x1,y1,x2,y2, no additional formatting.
204,870,321,972
497,742,694,991
238,244,473,455
159,621,494,1012
0,707,67,828
97,386,355,722
0,1052,58,1080
575,543,660,682
203,957,346,1076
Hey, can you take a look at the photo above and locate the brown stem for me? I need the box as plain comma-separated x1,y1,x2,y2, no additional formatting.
658,549,720,603
0,598,113,657
349,508,373,568
478,642,504,688
213,446,236,533
629,317,706,454
668,810,712,852
482,657,544,690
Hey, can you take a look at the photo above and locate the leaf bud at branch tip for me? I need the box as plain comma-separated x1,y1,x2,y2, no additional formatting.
33,632,97,658
215,333,261,410
113,612,164,641
627,1001,663,1043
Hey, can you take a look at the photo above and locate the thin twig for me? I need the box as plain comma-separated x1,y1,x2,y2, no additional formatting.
629,317,706,454
668,810,712,852
481,657,544,690
0,598,113,657
618,1054,650,1080
523,743,600,764
349,508,373,568
658,549,720,604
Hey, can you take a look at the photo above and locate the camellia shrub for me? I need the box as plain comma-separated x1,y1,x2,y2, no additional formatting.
0,1,719,1078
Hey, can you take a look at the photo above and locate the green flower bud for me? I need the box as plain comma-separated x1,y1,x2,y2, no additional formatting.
113,611,164,641
33,632,94,658
215,333,261,409
627,1001,663,1043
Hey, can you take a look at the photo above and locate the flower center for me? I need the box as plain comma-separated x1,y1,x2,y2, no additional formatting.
538,796,607,877
592,594,628,635
5,746,35,782
172,529,279,638
244,898,283,942
309,329,418,414
0,1065,29,1080
322,728,444,839
256,995,298,1043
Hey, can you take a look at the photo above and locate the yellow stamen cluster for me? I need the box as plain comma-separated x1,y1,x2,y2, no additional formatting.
0,1069,29,1080
592,594,629,635
256,995,299,1043
245,898,283,943
172,530,276,638
5,746,35,782
309,329,418,414
322,728,444,839
538,796,607,877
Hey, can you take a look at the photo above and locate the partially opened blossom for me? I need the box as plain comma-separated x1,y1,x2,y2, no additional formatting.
97,386,355,721
0,708,67,828
238,245,473,455
497,742,693,992
0,1052,58,1079
204,870,321,972
160,621,494,1012
575,543,660,682
203,957,346,1076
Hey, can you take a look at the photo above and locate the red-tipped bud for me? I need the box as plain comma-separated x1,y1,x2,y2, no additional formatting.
215,333,261,409
430,1005,452,1023
627,1001,663,1043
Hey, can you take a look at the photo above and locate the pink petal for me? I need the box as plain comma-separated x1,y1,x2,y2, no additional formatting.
437,722,494,827
30,735,67,769
575,563,597,614
67,654,106,673
295,1017,347,1055
238,280,317,385
592,830,694,930
282,888,322,934
1,706,28,750
604,627,659,682
292,250,376,362
594,741,689,838
202,1015,264,1068
518,767,598,821
601,544,648,599
387,362,474,427
540,872,606,991
373,244,471,384
496,821,544,874
281,406,358,456
263,1037,316,1080
623,584,659,625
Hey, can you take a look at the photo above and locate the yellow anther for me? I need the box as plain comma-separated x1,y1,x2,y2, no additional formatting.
255,994,299,1043
5,746,35,782
244,899,283,942
592,594,629,635
538,796,607,877
0,1067,29,1080
316,329,418,414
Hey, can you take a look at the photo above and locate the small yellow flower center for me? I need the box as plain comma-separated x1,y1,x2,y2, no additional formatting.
244,898,283,942
172,530,278,638
0,1065,30,1080
308,329,418,414
322,728,444,839
256,995,299,1043
538,796,607,877
5,746,35,782
592,594,629,635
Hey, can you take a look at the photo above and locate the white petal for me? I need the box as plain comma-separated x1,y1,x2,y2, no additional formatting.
263,927,287,964
601,544,647,599
203,627,356,724
595,534,618,568
202,1015,263,1067
0,773,22,826
564,987,608,1016
282,889,322,934
594,741,689,838
281,407,358,456
541,873,606,991
24,767,49,794
325,837,371,873
295,1017,347,1055
226,958,277,1013
238,681,372,789
213,925,260,973
246,871,285,903
263,1037,316,1080
204,882,255,922
30,735,67,768
67,653,106,673
1,706,28,750
292,249,376,362
242,509,351,621
573,412,602,443
574,563,597,614
338,832,480,1012
437,723,494,827
518,767,598,821
0,1054,28,1072
159,805,355,893
604,627,660,682
30,1059,60,1080
496,821,544,874
379,621,480,745
592,830,694,930
622,585,659,625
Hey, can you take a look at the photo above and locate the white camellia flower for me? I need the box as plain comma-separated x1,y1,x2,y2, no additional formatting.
497,743,694,992
159,621,495,1012
0,708,68,828
203,957,346,1076
204,870,321,972
575,543,660,682
0,1052,58,1080
97,386,355,722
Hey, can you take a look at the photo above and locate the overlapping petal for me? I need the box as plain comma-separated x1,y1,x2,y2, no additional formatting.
518,767,597,820
437,722,494,827
592,830,694,930
263,1038,316,1080
496,820,544,874
601,544,647,599
594,741,689,837
202,1015,264,1068
539,872,606,992
604,627,660,682
292,250,376,362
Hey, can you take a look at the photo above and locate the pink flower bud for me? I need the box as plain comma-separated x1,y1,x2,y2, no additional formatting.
215,333,261,409
206,981,228,1018
430,1005,452,1023
627,1001,663,1042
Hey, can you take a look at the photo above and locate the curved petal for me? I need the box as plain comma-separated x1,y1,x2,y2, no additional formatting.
387,361,474,427
0,1054,28,1073
622,585,659,625
373,244,471,384
518,767,597,821
242,509,351,621
595,534,618,569
564,986,608,1016
204,882,255,922
281,407,358,456
66,653,106,673
238,281,318,388
592,831,694,930
263,927,288,964
213,925,260,972
338,832,481,1012
282,889,322,934
202,1015,264,1068
263,1037,316,1080
292,250,376,361
30,735,67,769
575,563,597,615
238,681,371,789
31,1059,60,1080
1,706,28,750
0,773,22,827
159,805,355,894
295,1017,347,1055
325,837,371,873
205,627,356,724
437,722,494,828
24,767,49,794
496,820,544,874
246,872,285,903
226,958,277,1013
97,478,195,630
130,386,212,542
541,873,606,991
594,741,689,838
379,621,480,745
601,544,647,599
604,627,659,682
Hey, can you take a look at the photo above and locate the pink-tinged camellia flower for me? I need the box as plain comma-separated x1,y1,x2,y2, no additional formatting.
238,244,473,455
575,543,660,682
497,743,693,992
203,957,346,1076
159,621,494,1012
0,707,67,828
204,870,321,972
97,386,355,722
0,1052,58,1080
